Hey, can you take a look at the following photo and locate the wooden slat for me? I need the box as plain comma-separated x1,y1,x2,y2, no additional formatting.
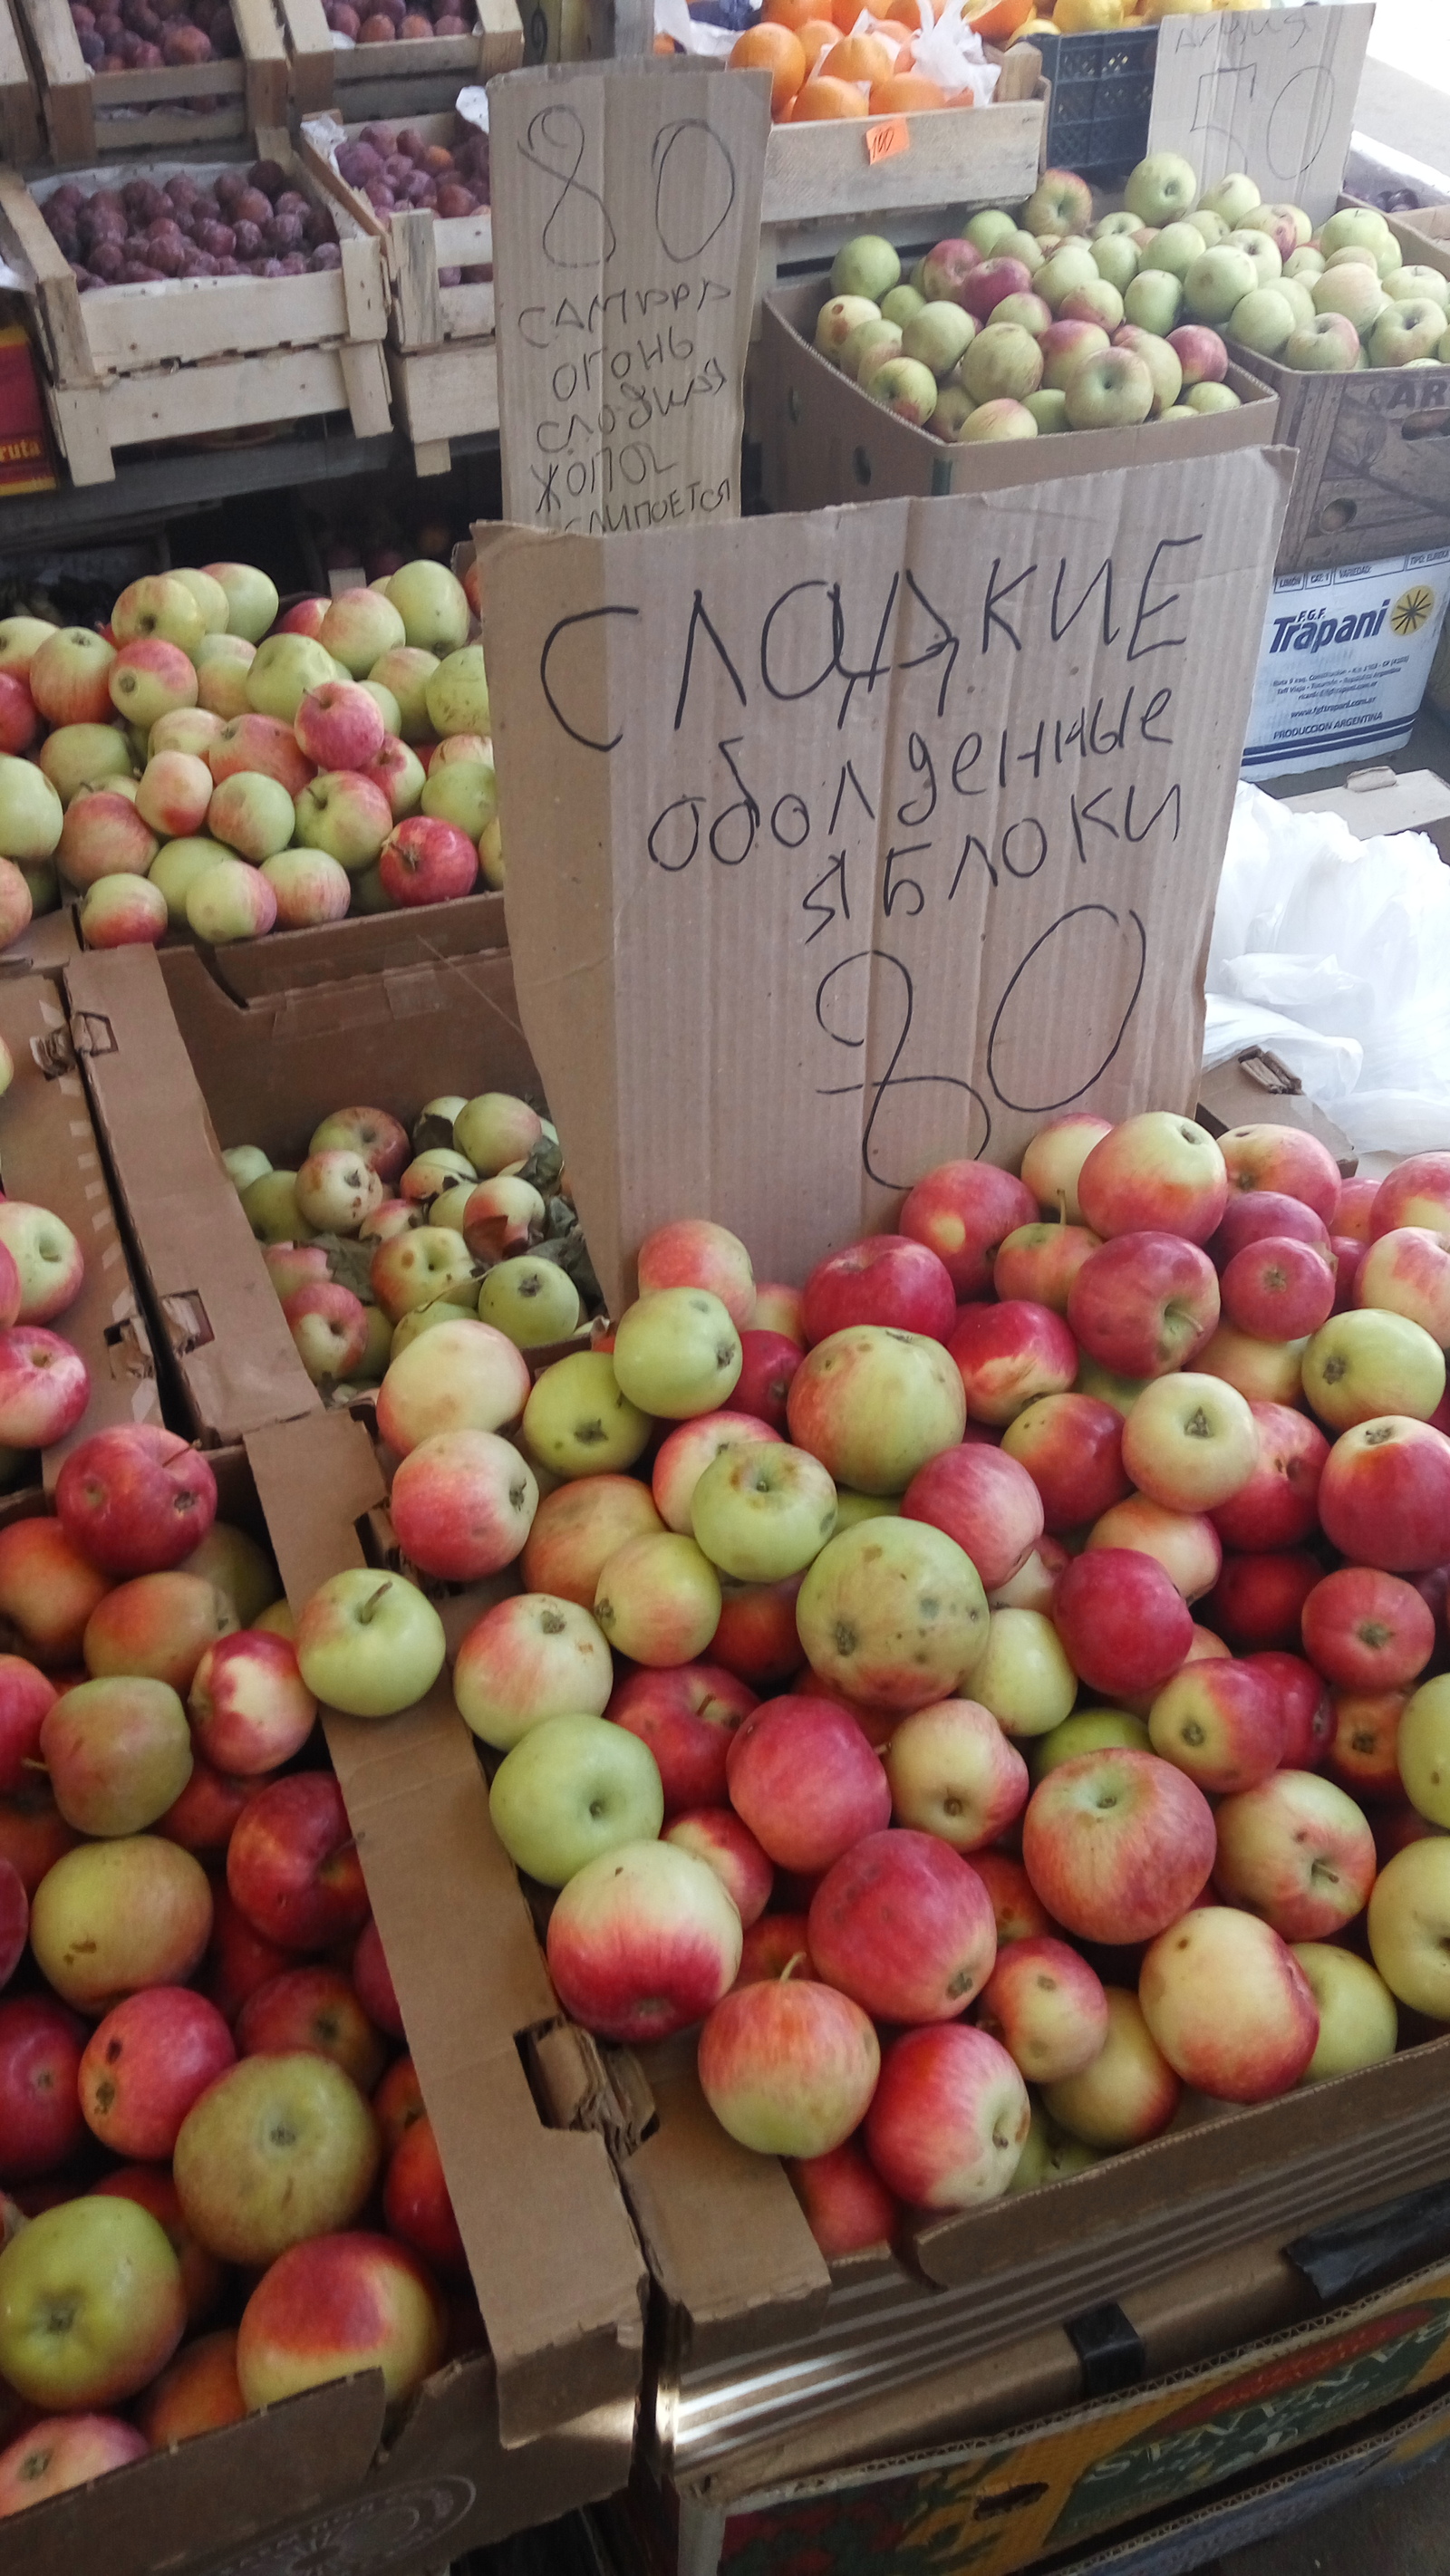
388,202,443,348
99,339,350,445
89,56,244,99
478,0,521,73
411,432,450,471
432,207,490,262
340,229,387,341
441,276,493,339
48,375,111,479
79,265,352,374
759,96,1043,224
0,0,43,168
235,0,289,130
0,161,92,381
336,24,479,72
338,330,391,434
14,0,92,160
388,335,496,441
280,0,334,110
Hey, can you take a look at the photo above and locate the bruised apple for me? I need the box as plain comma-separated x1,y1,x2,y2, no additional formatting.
796,1518,988,1713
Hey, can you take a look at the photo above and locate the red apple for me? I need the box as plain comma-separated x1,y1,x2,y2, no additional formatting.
53,1426,217,1577
1221,1237,1335,1341
202,1882,293,2023
1021,1748,1215,1944
1146,1657,1284,1795
972,1850,1056,1943
1052,1548,1194,1696
1204,1549,1321,1651
1334,1176,1379,1244
0,1656,57,1794
786,1326,966,1496
188,1628,316,1776
949,1301,1078,1426
1077,1112,1228,1244
546,1838,743,2043
733,1912,814,1986
78,1986,235,2160
236,2230,445,2411
663,1808,773,1927
699,1975,880,2158
710,1575,806,1688
1068,1233,1220,1378
137,2329,246,2445
0,1328,90,1450
1214,1770,1376,1939
807,1829,996,2022
1300,1566,1436,1692
277,597,329,638
960,256,1034,322
1206,1192,1331,1269
1327,1688,1406,1803
784,2140,898,2257
726,1696,891,1873
898,1161,1037,1298
1330,1237,1365,1314
1210,1403,1328,1551
374,2053,424,2155
157,1756,256,1857
520,1474,664,1605
208,711,314,799
1000,1394,1130,1533
383,2110,467,2276
82,1569,235,1694
227,1772,369,1952
802,1235,956,1346
976,1934,1109,2084
0,1993,85,2179
1318,1417,1450,1572
89,2163,223,2329
378,815,478,906
0,2416,147,2514
1247,1650,1333,1768
237,1965,387,2091
1219,1124,1342,1226
636,1218,756,1327
607,1661,756,1812
882,1698,1029,1850
731,1330,802,1433
991,1221,1102,1313
1369,1153,1450,1239
389,1427,536,1582
353,1917,405,2041
1139,1906,1318,2102
652,1411,779,1534
901,1443,1043,1591
865,2022,1030,2208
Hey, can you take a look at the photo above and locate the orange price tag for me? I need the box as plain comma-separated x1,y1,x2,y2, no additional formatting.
865,117,910,165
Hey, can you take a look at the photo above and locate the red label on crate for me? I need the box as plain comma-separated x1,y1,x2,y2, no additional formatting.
865,118,909,164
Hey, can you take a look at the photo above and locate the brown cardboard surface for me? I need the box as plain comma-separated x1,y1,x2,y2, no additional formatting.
245,1407,648,2447
1281,767,1450,863
1146,4,1374,226
1197,1049,1356,1171
0,965,158,1484
489,58,770,533
483,449,1291,1316
188,889,509,999
757,281,1281,514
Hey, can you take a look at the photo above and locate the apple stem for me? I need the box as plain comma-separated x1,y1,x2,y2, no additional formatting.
357,1581,392,1626
779,1952,808,1983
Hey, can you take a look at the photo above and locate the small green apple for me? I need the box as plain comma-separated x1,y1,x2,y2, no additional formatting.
489,1713,664,1886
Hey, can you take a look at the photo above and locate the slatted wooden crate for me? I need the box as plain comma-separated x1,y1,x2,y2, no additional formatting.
15,0,289,165
0,0,44,166
300,106,494,472
0,140,389,481
277,0,519,123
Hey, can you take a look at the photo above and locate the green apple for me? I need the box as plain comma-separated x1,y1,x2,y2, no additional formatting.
816,294,881,362
1185,381,1242,411
831,1489,902,1530
224,1145,271,1197
194,633,256,719
1396,1674,1450,1825
613,1288,741,1421
1184,246,1258,323
842,314,902,382
1093,235,1140,294
1387,265,1450,311
593,1531,720,1665
387,560,470,656
1093,210,1141,242
245,633,333,726
1190,209,1228,249
489,1713,663,1886
1286,246,1327,283
1278,276,1317,329
1231,286,1297,357
172,567,229,635
798,1516,986,1713
1036,246,1099,313
1371,298,1447,365
0,2195,185,2409
1030,1706,1151,1782
690,1440,836,1583
173,2054,379,2266
1368,1838,1450,2017
42,1676,193,1837
1125,152,1200,229
1292,1942,1397,2082
865,354,939,424
1312,263,1386,332
523,1349,652,1477
424,646,489,739
971,1606,1078,1738
1320,206,1390,258
1124,268,1184,334
478,1256,582,1349
242,1168,316,1243
1009,2103,1101,2192
37,722,133,805
830,234,901,301
1302,1308,1445,1430
1023,388,1069,434
966,208,1019,257
1139,219,1206,282
150,835,244,921
0,754,63,862
366,647,439,744
113,574,205,657
1198,170,1260,229
1228,226,1283,288
295,1567,446,1717
421,757,497,840
203,562,279,642
880,284,925,328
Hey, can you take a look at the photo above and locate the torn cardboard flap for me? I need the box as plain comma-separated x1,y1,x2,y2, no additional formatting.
488,57,770,534
1146,3,1374,227
484,452,1293,1315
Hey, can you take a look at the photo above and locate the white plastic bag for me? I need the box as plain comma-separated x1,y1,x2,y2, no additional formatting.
1204,782,1450,1156
653,0,738,57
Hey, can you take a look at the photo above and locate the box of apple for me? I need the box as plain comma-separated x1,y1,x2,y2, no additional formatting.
0,1426,484,2523
0,549,500,962
295,1111,1450,2253
814,149,1446,445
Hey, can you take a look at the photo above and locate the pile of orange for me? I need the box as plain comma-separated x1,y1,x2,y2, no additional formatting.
728,0,1015,121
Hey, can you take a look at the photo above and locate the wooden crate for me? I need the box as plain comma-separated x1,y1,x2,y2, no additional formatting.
277,0,519,122
300,107,494,470
0,142,390,481
16,0,290,165
0,0,43,166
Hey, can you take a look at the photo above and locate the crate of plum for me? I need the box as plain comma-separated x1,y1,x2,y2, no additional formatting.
0,145,390,483
15,0,290,169
279,0,519,127
301,110,494,469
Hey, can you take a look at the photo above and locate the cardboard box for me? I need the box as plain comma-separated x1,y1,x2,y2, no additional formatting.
63,938,538,1444
2,1439,643,2576
1197,1047,1356,1174
1241,548,1450,782
757,278,1281,512
1280,767,1450,866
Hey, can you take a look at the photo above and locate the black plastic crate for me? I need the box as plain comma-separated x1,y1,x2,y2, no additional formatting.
1031,24,1158,183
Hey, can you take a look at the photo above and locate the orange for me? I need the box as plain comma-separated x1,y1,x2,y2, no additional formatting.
867,69,945,107
730,20,807,111
965,0,1035,35
790,73,870,113
795,16,843,66
884,0,947,21
821,32,897,81
762,0,827,29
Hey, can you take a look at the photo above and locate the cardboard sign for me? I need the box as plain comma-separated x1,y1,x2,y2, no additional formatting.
481,453,1292,1312
1146,2,1373,226
488,58,769,534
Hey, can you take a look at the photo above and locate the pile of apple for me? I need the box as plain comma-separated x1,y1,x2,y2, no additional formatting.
0,1423,471,2523
0,1144,96,1484
330,123,491,288
0,551,498,958
225,1087,588,1396
288,1112,1450,2253
815,150,1447,444
43,162,343,293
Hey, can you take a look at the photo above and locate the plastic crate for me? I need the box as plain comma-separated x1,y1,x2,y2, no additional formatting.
1032,24,1156,182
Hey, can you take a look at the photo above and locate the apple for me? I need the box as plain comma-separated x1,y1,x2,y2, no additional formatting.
1146,1658,1284,1795
608,1288,740,1423
0,757,61,867
1033,247,1099,314
972,1848,1057,1939
28,628,117,729
0,1657,56,1796
689,1442,836,1585
1076,1114,1224,1241
293,769,393,873
1305,1313,1445,1433
1319,1417,1450,1576
1140,1907,1318,2103
883,1695,1028,1848
1001,1391,1130,1531
237,2229,444,2414
1301,1566,1435,1693
901,1443,1043,1591
1293,1943,1397,2082
1010,2106,1099,2193
113,573,203,653
349,1920,403,2049
320,589,407,678
38,722,132,806
960,323,1043,404
55,1425,217,1577
1312,264,1385,333
735,1914,814,1987
967,1608,1078,1740
1221,1233,1336,1340
208,711,313,800
1397,1674,1450,1827
899,1160,1036,1296
174,2051,380,2266
490,1712,663,1886
1229,227,1283,291
918,243,981,307
800,1239,952,1350
785,2142,897,2258
0,1327,90,1448
1217,1124,1341,1224
1059,280,1125,333
459,1176,543,1258
452,1592,612,1750
0,1518,111,1666
83,1569,236,1693
593,1531,720,1666
156,1756,254,1858
711,1574,806,1690
208,767,295,863
1168,323,1228,384
1042,1988,1181,2147
1052,1548,1194,1696
663,1809,771,1927
1385,265,1450,311
294,1568,445,1721
1024,171,1093,237
1230,286,1296,357
1021,1748,1214,1944
263,847,352,927
226,1770,367,1953
79,873,169,949
977,1934,1108,2085
726,1694,890,1873
0,2195,185,2408
1196,1322,1308,1407
948,1300,1078,1426
1039,319,1111,390
865,2023,1029,2208
187,857,278,944
136,2330,246,2445
0,614,58,682
188,1629,316,1776
1092,236,1140,295
153,836,240,928
0,1201,83,1326
787,1325,965,1496
30,1835,212,2012
379,1317,529,1453
1208,1549,1321,1653
57,788,158,887
991,1222,1102,1313
388,1427,536,1584
194,637,256,720
1247,1649,1332,1770
245,632,334,727
42,1676,193,1837
521,1476,663,1606
700,1975,879,2159
546,1837,741,2042
1068,1232,1220,1378
368,649,440,745
1357,1228,1450,1346
1120,1372,1258,1516
731,1329,803,1433
1126,153,1199,228
1284,315,1360,372
1088,1495,1221,1603
1211,1403,1328,1550
635,1217,755,1328
78,1985,234,2160
0,2413,148,2513
0,1992,84,2177
110,639,198,731
387,559,469,656
797,1518,987,1713
1213,1768,1376,1944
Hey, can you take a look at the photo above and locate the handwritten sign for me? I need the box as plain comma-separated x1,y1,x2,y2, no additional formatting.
865,117,910,166
1147,3,1373,227
488,59,770,535
481,452,1292,1313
